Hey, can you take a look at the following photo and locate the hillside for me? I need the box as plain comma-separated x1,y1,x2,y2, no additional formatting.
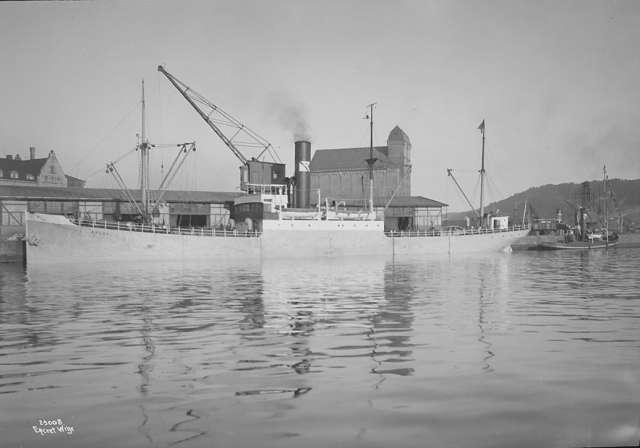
446,178,640,230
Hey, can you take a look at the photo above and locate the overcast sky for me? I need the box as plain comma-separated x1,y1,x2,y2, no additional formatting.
1,0,639,210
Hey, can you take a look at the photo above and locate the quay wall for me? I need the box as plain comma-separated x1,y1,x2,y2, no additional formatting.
0,240,23,263
0,225,25,263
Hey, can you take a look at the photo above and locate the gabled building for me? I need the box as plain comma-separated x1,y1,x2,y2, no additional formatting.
0,147,85,188
309,126,446,231
311,125,412,203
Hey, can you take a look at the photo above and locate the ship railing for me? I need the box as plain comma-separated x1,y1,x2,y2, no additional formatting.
385,225,527,238
71,218,261,238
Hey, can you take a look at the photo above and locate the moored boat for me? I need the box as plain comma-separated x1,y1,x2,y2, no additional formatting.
534,166,620,251
25,212,529,264
537,239,618,250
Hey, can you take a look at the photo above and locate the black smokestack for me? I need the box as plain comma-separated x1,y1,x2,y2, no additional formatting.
294,140,311,208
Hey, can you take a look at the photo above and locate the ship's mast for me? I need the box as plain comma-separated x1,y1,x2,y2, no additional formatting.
140,80,150,221
365,103,377,217
478,119,486,227
603,164,608,245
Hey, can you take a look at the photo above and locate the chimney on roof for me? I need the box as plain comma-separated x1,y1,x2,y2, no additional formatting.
15,154,21,161
29,146,36,160
6,154,13,160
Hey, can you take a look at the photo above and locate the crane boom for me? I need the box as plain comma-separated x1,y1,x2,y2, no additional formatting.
157,65,279,167
151,142,196,211
447,168,480,219
106,162,145,218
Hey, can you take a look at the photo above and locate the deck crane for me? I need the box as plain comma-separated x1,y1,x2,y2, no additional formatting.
106,141,197,223
157,65,286,192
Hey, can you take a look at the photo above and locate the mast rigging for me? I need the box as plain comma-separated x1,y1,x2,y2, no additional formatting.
106,79,196,223
150,142,197,212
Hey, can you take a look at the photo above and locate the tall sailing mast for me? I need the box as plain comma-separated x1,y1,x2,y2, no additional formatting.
364,103,377,217
139,80,150,221
478,119,486,227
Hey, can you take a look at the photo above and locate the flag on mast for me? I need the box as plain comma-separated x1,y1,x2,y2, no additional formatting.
478,120,485,135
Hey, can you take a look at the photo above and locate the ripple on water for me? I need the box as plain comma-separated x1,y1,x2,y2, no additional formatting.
0,251,638,447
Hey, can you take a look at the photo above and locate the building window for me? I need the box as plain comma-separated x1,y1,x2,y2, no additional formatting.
49,166,55,174
0,169,3,177
26,174,35,181
10,170,19,179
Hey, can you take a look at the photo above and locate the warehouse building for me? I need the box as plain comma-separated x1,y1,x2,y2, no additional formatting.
0,185,240,228
310,126,446,231
311,125,412,202
1,127,446,234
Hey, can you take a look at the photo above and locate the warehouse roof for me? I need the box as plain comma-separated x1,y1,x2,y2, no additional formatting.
311,146,396,172
311,126,411,173
338,195,447,208
65,174,86,187
386,196,447,208
0,185,242,203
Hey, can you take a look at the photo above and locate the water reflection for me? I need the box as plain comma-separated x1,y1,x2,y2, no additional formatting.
236,273,265,332
476,255,510,373
136,297,155,443
477,272,494,373
0,249,638,447
369,262,416,378
261,257,424,383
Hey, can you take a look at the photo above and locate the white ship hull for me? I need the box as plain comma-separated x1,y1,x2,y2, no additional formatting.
25,213,529,265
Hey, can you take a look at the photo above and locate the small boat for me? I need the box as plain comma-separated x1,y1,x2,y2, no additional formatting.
537,166,620,251
537,229,619,250
537,239,618,250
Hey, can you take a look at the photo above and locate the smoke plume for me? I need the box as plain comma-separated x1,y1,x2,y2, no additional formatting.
266,91,311,142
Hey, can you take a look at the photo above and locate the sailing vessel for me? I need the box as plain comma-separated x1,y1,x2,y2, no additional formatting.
538,166,618,250
25,68,529,265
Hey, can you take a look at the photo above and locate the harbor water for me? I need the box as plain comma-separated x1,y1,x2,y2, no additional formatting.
1,249,639,447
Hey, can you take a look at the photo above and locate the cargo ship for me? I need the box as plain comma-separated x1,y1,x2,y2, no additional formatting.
25,211,528,264
24,67,529,265
25,138,528,264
